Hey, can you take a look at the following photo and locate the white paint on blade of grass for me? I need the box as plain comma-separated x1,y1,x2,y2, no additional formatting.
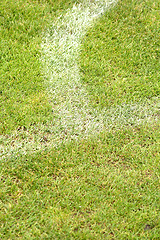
0,98,159,159
0,0,159,160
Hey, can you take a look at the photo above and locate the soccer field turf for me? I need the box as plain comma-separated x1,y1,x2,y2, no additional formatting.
0,0,160,238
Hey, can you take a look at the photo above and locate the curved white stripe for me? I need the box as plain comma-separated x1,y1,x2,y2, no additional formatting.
0,0,159,159
42,0,118,139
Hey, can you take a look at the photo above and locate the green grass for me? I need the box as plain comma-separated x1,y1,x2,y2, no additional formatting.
80,0,160,108
0,0,160,239
1,123,160,239
0,0,78,134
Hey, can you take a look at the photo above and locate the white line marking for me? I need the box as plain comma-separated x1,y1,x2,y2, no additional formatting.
42,0,118,139
0,0,159,159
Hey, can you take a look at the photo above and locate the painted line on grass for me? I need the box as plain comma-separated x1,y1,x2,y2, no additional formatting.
42,0,118,140
0,98,159,160
0,0,159,159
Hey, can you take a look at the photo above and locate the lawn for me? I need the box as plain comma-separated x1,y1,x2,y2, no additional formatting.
0,0,79,135
0,0,160,239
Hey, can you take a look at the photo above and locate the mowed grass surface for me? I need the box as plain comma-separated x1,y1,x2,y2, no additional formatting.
80,0,160,108
0,0,160,239
0,0,78,134
1,124,160,239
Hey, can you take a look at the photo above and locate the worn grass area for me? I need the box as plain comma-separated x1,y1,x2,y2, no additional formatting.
1,123,160,239
0,0,160,239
